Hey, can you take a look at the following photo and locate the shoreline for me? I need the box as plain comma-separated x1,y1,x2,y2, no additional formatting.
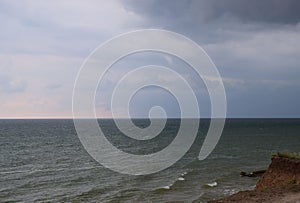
209,155,300,203
209,185,300,203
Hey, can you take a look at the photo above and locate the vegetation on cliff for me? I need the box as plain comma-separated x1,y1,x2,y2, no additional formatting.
272,151,300,159
210,152,300,203
256,154,300,189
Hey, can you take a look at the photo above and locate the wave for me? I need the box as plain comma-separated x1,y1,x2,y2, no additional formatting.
0,169,32,175
203,181,218,188
178,177,185,181
153,171,188,193
0,165,100,176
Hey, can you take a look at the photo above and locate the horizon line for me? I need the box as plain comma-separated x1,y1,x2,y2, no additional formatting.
0,117,299,119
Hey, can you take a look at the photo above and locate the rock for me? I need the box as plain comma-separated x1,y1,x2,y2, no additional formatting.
209,155,300,203
256,156,300,189
240,170,266,177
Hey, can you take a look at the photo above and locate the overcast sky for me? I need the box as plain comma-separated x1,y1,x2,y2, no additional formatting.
0,0,300,118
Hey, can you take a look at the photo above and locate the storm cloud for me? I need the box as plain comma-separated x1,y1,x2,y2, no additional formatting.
121,0,300,117
0,0,299,118
123,0,300,24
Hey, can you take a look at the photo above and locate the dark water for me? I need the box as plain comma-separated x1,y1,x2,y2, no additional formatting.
1,119,299,202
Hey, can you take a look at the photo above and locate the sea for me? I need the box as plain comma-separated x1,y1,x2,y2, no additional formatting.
1,118,299,202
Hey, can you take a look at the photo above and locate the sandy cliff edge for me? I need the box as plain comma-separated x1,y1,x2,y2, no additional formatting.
209,155,300,203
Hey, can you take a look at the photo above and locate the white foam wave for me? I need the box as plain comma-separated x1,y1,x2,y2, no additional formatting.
178,177,185,181
181,171,188,176
206,181,218,187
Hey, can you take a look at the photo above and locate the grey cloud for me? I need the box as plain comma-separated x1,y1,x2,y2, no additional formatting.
45,84,63,90
121,0,300,118
123,0,300,25
0,74,27,94
227,79,300,118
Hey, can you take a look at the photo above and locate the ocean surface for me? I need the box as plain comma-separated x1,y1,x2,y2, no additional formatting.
1,118,299,202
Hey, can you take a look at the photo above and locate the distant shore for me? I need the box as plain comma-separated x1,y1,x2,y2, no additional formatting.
209,154,300,203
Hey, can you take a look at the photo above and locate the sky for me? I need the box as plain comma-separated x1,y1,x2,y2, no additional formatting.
0,0,300,118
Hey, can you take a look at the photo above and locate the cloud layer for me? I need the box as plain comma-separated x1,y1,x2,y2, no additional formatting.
0,0,299,118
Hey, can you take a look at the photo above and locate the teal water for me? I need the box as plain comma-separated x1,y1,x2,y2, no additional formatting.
0,119,299,202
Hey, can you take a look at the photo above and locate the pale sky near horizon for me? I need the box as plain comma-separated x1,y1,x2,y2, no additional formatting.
1,0,300,118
